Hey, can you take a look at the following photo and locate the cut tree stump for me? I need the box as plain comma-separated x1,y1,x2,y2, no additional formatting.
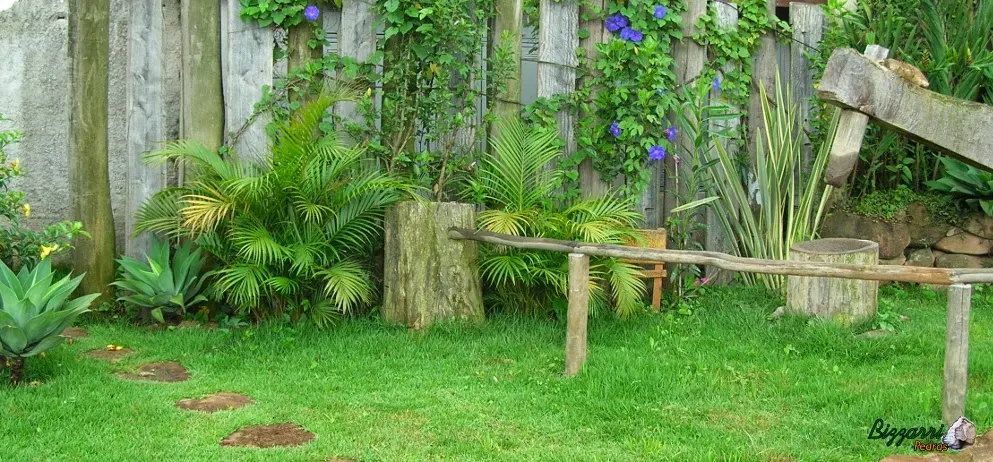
383,201,484,329
787,238,879,325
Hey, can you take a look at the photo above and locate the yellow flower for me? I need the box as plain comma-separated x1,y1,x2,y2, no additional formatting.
634,46,639,56
40,244,58,259
10,159,19,169
366,87,373,98
22,203,29,217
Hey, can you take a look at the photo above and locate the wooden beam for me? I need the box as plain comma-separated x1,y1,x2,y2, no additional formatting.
577,0,610,198
181,0,224,150
221,0,274,160
943,283,972,425
488,0,523,150
565,253,590,376
789,3,825,175
337,0,376,126
448,228,993,285
748,0,777,172
821,45,888,186
537,0,578,166
819,47,993,174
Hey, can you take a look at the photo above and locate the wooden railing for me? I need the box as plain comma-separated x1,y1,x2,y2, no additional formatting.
449,227,983,425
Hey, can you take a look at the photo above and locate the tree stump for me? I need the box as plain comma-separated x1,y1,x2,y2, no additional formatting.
383,201,485,329
787,238,879,325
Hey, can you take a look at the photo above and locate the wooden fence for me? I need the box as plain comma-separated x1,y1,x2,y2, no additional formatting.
449,227,986,426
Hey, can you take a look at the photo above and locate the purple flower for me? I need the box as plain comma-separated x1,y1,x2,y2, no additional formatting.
665,126,677,142
304,5,320,21
648,145,666,161
674,155,681,166
609,121,622,138
695,277,710,286
619,27,643,43
605,14,629,32
654,5,668,19
712,76,721,91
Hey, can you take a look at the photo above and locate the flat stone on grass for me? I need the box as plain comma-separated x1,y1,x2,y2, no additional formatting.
60,327,88,340
176,392,254,413
86,348,135,363
220,423,315,448
117,361,190,383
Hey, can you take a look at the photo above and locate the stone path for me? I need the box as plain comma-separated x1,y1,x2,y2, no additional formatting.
176,392,254,413
85,348,135,363
219,423,316,448
117,361,190,382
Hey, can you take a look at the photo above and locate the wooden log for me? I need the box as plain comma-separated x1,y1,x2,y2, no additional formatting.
705,1,739,283
383,202,485,329
221,0,274,160
819,47,993,174
790,3,825,175
786,238,879,325
448,228,993,285
488,0,523,150
820,45,888,186
181,0,224,151
126,0,168,258
943,283,972,425
565,253,590,376
537,0,578,165
68,0,116,302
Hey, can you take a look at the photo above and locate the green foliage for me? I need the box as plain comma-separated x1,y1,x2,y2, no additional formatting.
0,258,98,384
239,0,336,28
110,238,210,324
0,114,88,271
926,157,993,216
136,87,417,327
844,185,962,224
465,118,647,319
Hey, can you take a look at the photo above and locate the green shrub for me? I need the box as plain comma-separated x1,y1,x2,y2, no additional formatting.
0,258,99,385
844,185,963,224
465,118,647,319
135,87,417,327
926,157,993,217
0,114,88,270
110,238,209,324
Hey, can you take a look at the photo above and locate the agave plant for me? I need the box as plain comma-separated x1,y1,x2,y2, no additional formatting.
134,85,417,326
110,238,209,323
926,157,993,216
465,118,647,318
0,258,98,385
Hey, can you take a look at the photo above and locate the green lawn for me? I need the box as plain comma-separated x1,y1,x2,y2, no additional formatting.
3,284,992,461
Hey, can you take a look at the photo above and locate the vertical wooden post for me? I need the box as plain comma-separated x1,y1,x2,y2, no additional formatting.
68,0,116,302
789,3,825,175
337,0,377,126
181,0,224,150
822,44,888,187
126,0,168,258
565,253,590,376
705,1,739,283
943,283,972,425
537,0,578,166
221,0,274,160
577,0,610,198
748,0,777,171
488,0,523,148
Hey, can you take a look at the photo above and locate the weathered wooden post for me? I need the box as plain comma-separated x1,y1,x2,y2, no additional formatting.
787,238,879,325
944,284,972,425
565,253,590,376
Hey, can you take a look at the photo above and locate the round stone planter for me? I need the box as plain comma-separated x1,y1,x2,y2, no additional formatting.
786,238,879,325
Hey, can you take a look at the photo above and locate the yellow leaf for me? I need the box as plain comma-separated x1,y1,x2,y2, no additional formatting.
366,88,372,97
634,46,639,56
22,203,30,217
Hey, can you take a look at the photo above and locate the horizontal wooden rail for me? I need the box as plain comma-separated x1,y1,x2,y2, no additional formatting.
449,228,993,285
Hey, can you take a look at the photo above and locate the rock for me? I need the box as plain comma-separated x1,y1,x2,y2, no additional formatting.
60,327,88,339
935,229,993,255
907,203,952,248
882,255,907,266
821,211,911,259
117,361,190,382
220,423,316,448
176,392,254,413
906,248,937,267
964,215,993,240
86,348,135,363
769,306,787,320
936,253,986,269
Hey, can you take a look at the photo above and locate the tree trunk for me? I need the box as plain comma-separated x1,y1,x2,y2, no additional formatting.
181,0,224,151
383,201,484,329
9,357,24,386
69,0,116,302
787,238,879,325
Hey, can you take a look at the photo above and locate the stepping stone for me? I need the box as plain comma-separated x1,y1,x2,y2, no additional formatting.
86,348,135,363
117,361,190,383
176,392,254,413
220,423,316,448
61,327,88,340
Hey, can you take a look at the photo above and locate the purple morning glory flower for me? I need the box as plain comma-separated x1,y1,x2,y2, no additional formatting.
609,121,622,138
605,14,629,32
648,145,666,161
304,5,320,21
654,5,668,19
712,76,721,91
619,27,643,43
665,126,677,142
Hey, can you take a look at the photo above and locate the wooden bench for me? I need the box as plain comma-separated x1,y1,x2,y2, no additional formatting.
621,228,668,310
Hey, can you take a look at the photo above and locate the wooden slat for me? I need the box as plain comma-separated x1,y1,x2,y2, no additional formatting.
943,284,972,425
337,0,377,124
537,0,578,168
790,3,825,175
221,0,274,161
565,253,590,376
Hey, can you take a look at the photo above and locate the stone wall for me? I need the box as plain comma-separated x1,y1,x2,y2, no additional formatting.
822,203,993,270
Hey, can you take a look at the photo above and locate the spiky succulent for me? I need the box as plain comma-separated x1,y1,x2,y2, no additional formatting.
111,238,209,323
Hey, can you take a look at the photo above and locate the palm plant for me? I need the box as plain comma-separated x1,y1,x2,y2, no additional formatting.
135,86,417,326
0,258,98,385
465,118,647,318
110,238,209,323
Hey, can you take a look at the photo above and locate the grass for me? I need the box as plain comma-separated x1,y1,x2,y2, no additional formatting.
2,284,993,461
